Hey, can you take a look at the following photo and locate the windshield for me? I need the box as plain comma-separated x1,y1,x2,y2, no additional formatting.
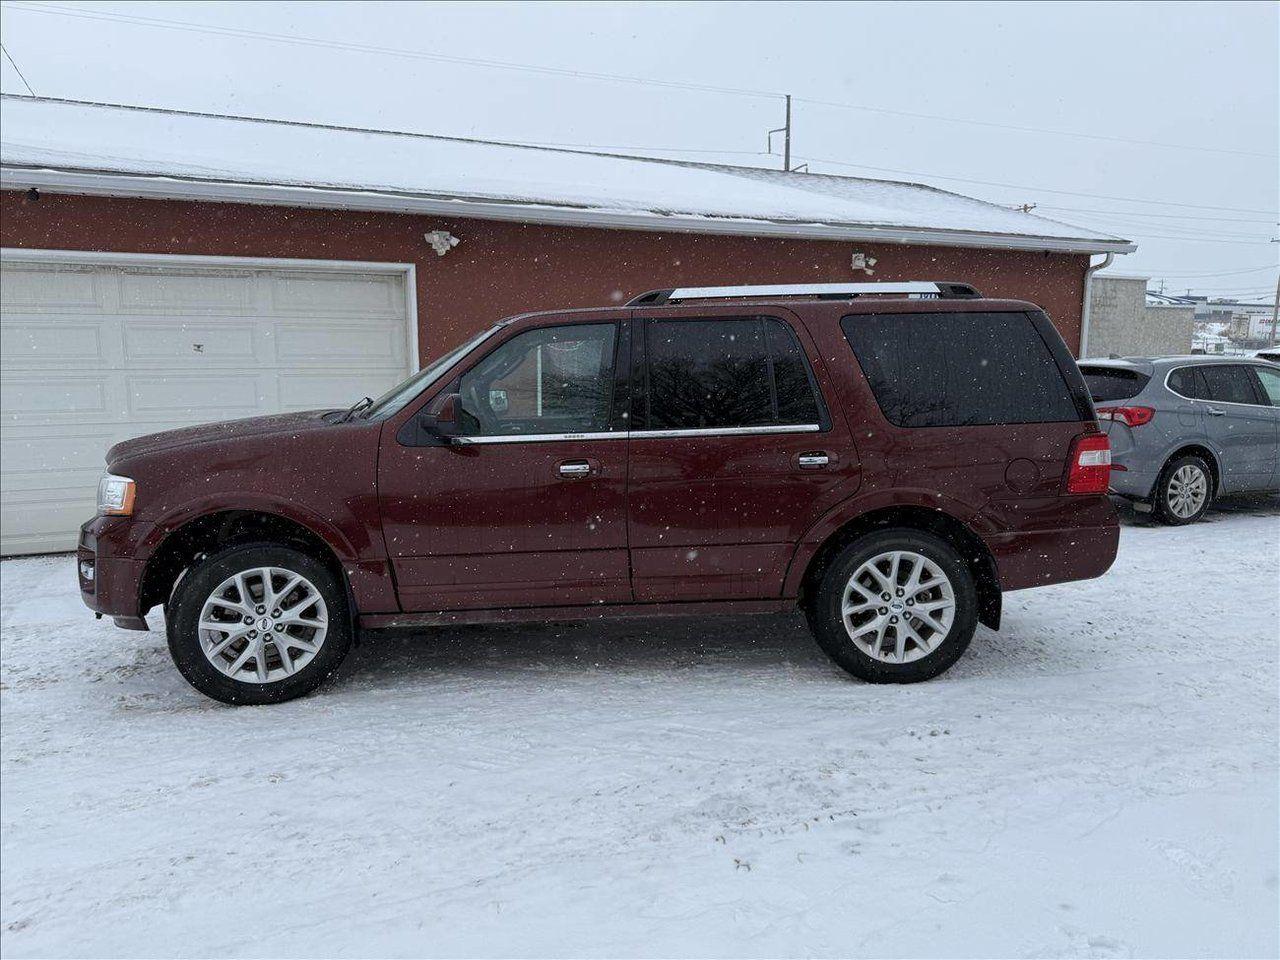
360,325,503,420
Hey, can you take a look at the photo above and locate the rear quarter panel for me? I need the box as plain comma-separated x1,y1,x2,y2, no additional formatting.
787,301,1116,594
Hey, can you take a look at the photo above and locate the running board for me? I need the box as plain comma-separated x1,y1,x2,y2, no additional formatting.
360,598,795,630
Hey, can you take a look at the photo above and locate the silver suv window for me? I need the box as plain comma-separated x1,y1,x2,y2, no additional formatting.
1167,364,1266,406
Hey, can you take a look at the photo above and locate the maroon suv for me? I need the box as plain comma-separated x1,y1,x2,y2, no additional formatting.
79,282,1118,704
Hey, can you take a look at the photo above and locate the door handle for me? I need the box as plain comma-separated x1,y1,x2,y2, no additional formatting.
796,452,831,469
557,460,594,479
1206,406,1227,417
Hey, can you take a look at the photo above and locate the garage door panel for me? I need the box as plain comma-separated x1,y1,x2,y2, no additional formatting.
126,373,264,420
1,429,116,485
270,272,403,317
119,269,257,314
0,264,107,313
123,319,258,365
277,369,404,410
1,320,110,368
1,374,112,418
0,489,97,554
1,257,412,555
275,321,406,364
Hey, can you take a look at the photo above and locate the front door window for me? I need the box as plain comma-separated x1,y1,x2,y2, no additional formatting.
457,324,617,437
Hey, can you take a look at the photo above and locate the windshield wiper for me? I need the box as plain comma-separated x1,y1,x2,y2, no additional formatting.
338,396,373,422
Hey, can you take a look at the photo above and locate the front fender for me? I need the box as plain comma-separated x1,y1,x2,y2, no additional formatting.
137,493,366,561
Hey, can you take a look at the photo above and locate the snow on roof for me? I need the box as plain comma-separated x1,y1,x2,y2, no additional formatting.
0,96,1134,254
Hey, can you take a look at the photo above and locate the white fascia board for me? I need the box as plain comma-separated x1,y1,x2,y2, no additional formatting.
1,165,1138,255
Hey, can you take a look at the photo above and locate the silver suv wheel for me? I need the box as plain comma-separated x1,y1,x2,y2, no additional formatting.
1166,463,1208,519
841,550,956,663
198,566,329,684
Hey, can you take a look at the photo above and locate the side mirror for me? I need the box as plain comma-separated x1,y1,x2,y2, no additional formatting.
418,392,462,444
427,391,461,427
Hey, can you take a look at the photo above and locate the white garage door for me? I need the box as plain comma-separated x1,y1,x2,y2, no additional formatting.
0,253,415,555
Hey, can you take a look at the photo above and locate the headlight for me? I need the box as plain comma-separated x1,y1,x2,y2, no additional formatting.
97,474,136,516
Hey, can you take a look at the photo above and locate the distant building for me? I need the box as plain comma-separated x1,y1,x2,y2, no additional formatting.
1228,311,1279,343
1085,275,1194,358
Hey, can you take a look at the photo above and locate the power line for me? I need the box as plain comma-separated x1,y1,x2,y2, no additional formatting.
0,93,768,161
1105,234,1273,246
6,0,1270,164
1131,264,1279,278
794,97,1276,161
0,42,35,95
1051,213,1275,242
1034,206,1278,225
3,1,782,100
793,154,1277,215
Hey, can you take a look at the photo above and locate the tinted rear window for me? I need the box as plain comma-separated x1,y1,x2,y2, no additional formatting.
645,317,822,430
1198,364,1263,405
1168,366,1211,400
841,311,1082,427
1079,366,1151,402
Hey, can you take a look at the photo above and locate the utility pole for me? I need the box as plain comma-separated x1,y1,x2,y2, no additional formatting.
767,95,794,172
784,94,792,172
1269,270,1279,345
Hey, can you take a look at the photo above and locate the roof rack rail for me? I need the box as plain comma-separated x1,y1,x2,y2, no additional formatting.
626,281,981,306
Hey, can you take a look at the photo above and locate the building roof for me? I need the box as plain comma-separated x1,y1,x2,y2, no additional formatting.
0,95,1135,254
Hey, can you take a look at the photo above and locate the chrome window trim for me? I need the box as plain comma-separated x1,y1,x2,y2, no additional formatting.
630,424,821,439
454,423,821,444
454,431,623,445
1163,364,1274,409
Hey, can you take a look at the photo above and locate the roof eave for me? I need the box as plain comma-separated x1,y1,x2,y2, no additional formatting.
0,165,1138,255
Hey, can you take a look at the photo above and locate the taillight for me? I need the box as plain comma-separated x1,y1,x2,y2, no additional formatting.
1095,405,1154,427
1066,433,1111,495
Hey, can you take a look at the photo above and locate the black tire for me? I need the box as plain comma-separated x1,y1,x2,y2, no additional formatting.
805,530,979,683
166,542,353,705
1153,453,1213,526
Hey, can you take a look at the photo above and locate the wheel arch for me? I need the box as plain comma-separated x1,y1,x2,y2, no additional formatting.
138,508,354,621
790,503,1002,631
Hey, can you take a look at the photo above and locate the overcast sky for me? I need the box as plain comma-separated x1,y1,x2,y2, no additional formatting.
1,0,1276,298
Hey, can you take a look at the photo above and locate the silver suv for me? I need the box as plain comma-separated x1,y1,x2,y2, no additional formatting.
1078,356,1280,524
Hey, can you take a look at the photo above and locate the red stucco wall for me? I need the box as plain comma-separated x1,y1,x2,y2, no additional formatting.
1,190,1091,360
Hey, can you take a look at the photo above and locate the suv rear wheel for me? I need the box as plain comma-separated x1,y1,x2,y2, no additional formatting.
166,542,353,705
806,530,978,683
1153,454,1212,525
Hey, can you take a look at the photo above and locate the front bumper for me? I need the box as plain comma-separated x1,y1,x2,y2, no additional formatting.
78,518,149,629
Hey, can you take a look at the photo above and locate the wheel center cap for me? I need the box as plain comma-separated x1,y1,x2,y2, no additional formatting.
259,617,273,632
890,599,905,612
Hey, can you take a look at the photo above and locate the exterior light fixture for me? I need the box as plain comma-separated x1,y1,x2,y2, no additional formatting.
425,230,460,257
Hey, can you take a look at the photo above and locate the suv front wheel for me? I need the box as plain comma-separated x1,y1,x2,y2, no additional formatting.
806,530,979,683
166,542,353,705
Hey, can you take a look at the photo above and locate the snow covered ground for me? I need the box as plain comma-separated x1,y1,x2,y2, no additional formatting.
2,501,1277,959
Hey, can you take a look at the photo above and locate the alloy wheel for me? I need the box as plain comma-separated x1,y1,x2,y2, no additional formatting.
1166,464,1208,519
197,566,329,684
841,550,956,663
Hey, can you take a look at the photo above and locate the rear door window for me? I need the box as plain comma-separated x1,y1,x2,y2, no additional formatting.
1199,364,1263,406
643,317,822,430
1254,366,1280,406
1079,366,1151,402
841,311,1081,427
